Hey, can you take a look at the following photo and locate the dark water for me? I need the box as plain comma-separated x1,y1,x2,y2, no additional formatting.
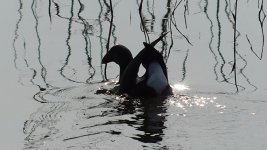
8,0,267,149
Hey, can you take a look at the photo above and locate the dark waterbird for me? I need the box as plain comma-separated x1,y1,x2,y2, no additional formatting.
102,33,172,98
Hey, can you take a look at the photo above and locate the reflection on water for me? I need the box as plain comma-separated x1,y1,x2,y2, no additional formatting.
11,0,267,149
23,83,228,149
13,0,266,91
23,84,168,148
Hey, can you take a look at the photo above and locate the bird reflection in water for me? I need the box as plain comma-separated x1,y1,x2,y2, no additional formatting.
118,95,168,143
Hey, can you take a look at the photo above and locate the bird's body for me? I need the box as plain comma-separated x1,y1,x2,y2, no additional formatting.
102,34,172,98
146,61,168,95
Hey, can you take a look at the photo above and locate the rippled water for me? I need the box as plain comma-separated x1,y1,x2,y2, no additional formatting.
2,0,267,149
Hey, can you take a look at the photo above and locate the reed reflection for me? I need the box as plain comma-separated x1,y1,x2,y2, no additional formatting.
201,0,260,92
30,0,50,90
246,0,265,60
77,0,96,83
138,0,150,43
225,0,258,91
13,0,22,70
118,97,168,144
237,52,257,92
13,0,265,95
103,0,117,46
13,0,47,102
52,0,60,18
146,0,155,32
225,0,256,91
180,49,189,82
59,0,80,83
204,0,219,82
98,0,105,80
216,0,228,83
160,0,171,59
14,0,116,93
184,0,189,29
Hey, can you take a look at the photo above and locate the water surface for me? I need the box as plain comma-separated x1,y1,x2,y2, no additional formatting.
3,0,267,149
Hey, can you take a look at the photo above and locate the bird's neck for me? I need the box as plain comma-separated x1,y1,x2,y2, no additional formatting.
118,61,131,83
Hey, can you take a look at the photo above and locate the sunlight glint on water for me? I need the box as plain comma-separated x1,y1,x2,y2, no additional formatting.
172,83,190,91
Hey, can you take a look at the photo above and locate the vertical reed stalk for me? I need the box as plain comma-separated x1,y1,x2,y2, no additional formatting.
233,0,239,92
49,0,52,22
104,0,114,81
